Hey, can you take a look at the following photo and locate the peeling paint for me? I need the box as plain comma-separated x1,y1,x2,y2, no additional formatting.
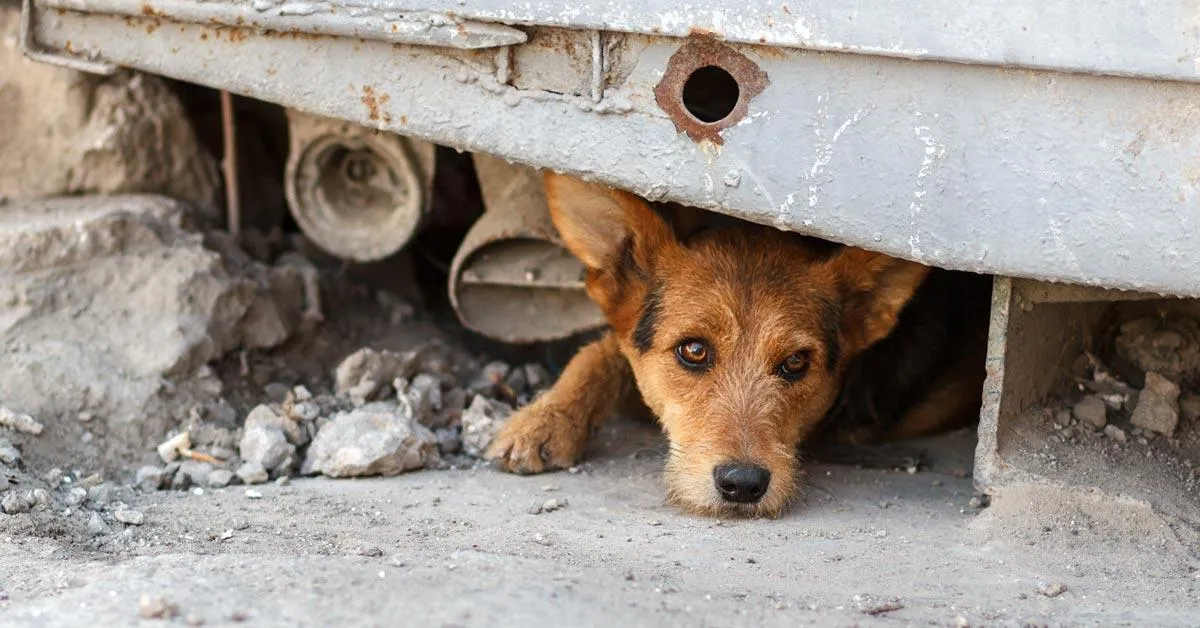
907,121,946,260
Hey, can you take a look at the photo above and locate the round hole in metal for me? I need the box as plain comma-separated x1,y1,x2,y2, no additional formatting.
681,65,740,123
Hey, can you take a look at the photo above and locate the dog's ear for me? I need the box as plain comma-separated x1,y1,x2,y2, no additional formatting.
826,247,930,356
543,172,672,275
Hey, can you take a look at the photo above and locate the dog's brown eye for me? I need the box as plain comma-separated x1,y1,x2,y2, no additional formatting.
778,350,811,381
676,340,711,370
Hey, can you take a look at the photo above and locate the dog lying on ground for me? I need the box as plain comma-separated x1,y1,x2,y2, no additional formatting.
486,172,992,518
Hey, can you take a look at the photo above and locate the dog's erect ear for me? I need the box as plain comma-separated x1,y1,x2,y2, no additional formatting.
543,172,673,275
826,247,930,356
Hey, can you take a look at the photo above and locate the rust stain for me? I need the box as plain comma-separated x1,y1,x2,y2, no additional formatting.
653,36,770,145
64,40,74,53
361,86,391,122
686,26,723,39
400,115,408,125
139,2,162,17
200,31,208,40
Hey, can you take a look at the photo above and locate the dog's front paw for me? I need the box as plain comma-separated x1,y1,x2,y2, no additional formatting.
485,404,588,474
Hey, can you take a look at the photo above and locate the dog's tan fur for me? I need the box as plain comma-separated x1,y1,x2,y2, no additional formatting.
487,172,982,518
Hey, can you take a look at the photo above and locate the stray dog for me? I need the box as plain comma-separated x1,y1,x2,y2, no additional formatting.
486,172,991,517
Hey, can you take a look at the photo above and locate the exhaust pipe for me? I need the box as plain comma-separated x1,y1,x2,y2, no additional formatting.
283,110,435,262
449,155,606,343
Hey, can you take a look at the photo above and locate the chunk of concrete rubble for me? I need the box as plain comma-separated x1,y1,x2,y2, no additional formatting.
1104,425,1128,443
0,438,19,467
301,401,438,478
335,348,427,404
0,407,43,435
236,462,269,485
1072,396,1108,429
401,374,443,426
176,461,214,488
0,8,219,209
1130,372,1180,436
87,512,110,536
114,506,145,525
1114,317,1200,384
244,404,307,446
0,195,308,467
1,489,35,514
135,466,166,492
239,426,295,474
64,487,87,507
460,396,513,458
207,469,235,488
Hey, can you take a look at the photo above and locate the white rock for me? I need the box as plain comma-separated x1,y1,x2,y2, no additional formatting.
301,401,437,478
461,396,513,458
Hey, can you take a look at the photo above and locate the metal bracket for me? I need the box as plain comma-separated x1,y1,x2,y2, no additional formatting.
20,0,118,74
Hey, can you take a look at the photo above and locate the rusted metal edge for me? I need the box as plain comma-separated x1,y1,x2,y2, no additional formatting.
37,0,528,49
21,0,118,74
653,36,769,145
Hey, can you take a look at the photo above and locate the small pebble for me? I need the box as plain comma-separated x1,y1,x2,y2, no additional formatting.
138,594,179,619
1103,425,1127,443
114,507,145,525
528,497,568,515
358,547,383,557
1037,582,1068,597
64,487,88,507
87,512,109,536
245,489,263,500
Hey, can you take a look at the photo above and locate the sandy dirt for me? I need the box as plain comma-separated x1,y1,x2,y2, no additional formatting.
2,420,1198,627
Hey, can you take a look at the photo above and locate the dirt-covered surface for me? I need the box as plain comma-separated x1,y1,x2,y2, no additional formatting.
0,423,1196,628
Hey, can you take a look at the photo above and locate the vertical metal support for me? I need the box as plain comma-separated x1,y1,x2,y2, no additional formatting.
220,90,241,236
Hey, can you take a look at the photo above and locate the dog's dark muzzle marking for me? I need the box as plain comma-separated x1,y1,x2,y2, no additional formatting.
713,462,771,503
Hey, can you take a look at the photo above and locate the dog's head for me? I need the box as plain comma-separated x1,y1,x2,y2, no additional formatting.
546,173,929,517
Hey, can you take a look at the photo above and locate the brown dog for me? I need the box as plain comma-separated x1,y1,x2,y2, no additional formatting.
486,172,991,517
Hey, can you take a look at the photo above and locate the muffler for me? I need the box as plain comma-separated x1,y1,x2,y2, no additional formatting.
449,155,606,343
283,110,435,262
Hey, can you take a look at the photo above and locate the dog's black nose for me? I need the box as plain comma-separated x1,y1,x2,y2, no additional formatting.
713,463,771,503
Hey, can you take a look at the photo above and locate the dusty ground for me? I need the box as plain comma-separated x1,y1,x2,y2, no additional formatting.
1,419,1198,627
